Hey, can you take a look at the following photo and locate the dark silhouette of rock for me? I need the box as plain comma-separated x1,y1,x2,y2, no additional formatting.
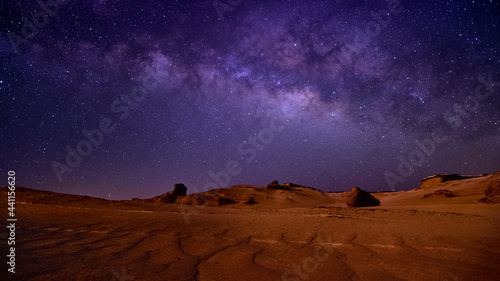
267,180,280,189
172,183,187,197
266,180,291,191
484,180,500,203
423,189,454,198
244,197,256,204
418,174,476,189
346,187,380,207
283,182,322,191
217,196,236,206
153,183,188,204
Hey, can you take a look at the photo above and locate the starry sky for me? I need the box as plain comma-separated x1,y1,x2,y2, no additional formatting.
1,0,499,200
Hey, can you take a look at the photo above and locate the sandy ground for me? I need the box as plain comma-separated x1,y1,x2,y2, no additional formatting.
1,174,499,281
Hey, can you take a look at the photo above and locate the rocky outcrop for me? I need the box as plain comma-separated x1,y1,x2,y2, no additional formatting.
244,197,256,204
172,183,187,196
483,180,500,203
417,174,475,189
218,196,236,206
346,187,380,207
152,183,187,204
266,180,291,191
283,182,301,188
423,189,454,198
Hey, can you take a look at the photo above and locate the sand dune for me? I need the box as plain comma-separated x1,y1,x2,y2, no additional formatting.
1,174,499,280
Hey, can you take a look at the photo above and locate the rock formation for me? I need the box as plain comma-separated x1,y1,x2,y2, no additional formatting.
423,189,454,198
266,180,291,191
172,183,187,196
346,187,380,207
152,183,187,204
417,174,475,189
244,196,256,204
483,180,500,203
217,196,236,206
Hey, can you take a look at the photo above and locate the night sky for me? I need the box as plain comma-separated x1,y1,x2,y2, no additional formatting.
1,0,499,200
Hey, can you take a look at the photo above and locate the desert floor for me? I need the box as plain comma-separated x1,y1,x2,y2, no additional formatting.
1,202,499,280
1,175,500,281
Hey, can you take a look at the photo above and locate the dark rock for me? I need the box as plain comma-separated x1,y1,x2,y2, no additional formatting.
155,183,188,203
284,182,301,188
267,180,280,189
346,187,380,207
217,196,236,206
244,197,256,204
266,180,291,191
418,174,476,189
172,183,187,197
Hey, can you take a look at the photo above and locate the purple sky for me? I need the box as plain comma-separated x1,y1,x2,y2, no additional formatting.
1,0,499,199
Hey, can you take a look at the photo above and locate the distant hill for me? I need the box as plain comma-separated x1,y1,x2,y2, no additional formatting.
0,186,113,206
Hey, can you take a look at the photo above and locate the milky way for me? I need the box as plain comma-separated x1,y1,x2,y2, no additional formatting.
1,0,499,199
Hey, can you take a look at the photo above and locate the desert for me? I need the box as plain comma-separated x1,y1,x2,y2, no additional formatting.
1,173,499,281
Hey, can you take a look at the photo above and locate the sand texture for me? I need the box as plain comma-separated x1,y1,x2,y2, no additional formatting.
1,174,499,281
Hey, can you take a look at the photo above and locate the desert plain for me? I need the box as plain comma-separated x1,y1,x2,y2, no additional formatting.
1,173,500,281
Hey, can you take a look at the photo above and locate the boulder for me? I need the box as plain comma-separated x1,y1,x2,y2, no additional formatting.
346,187,380,207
